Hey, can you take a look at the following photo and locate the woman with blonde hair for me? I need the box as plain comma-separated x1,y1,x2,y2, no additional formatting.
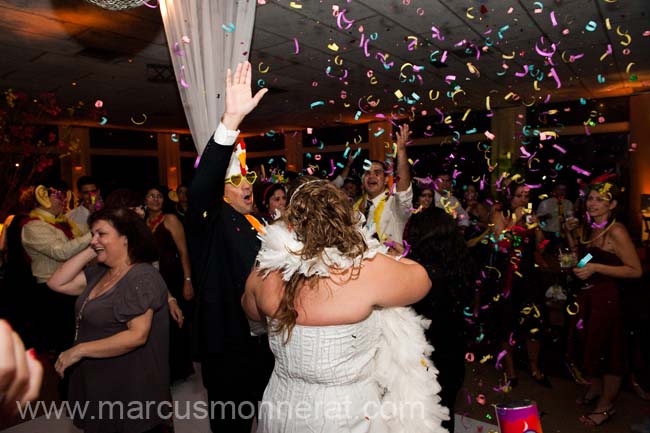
243,179,449,433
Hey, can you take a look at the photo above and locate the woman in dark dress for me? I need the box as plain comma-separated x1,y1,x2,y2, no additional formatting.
489,184,550,387
145,186,195,382
404,207,478,433
566,182,642,426
47,207,171,433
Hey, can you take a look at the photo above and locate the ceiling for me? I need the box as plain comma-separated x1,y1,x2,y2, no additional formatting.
1,0,649,136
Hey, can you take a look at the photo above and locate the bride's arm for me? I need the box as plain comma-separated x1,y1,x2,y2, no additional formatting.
242,268,271,336
242,267,265,321
369,254,431,308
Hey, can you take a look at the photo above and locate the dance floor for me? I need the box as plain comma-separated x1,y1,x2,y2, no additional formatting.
3,359,648,433
1,363,496,433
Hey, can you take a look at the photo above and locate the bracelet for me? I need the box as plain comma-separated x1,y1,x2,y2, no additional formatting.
168,297,177,303
184,276,192,281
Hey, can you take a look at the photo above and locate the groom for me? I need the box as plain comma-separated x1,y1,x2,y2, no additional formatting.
187,62,273,432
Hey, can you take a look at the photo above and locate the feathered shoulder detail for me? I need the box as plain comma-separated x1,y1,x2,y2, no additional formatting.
256,220,387,281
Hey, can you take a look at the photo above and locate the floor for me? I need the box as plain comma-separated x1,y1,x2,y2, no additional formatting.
2,361,498,433
3,355,649,433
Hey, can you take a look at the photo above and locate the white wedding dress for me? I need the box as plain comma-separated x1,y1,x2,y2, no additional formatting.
257,312,390,433
255,221,450,433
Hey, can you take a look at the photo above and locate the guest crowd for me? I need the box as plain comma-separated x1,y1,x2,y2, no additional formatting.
0,62,647,433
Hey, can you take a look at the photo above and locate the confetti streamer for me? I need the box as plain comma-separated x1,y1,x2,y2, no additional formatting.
571,165,591,176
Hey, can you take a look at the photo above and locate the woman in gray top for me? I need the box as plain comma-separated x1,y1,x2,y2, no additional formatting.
48,207,171,433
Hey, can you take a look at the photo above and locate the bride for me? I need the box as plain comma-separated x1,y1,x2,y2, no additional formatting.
242,178,449,433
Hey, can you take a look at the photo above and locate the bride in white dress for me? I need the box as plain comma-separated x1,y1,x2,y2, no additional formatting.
243,179,450,433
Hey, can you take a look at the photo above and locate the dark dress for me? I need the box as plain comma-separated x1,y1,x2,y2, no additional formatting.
569,246,625,376
486,225,545,342
412,269,468,433
67,263,170,433
152,218,194,382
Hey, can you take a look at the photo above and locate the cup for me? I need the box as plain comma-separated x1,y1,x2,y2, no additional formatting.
495,400,543,433
559,248,577,269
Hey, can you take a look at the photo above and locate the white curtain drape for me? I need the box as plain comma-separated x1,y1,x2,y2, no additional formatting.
159,0,257,155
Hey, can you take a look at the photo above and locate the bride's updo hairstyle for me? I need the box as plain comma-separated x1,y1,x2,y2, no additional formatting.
272,178,368,340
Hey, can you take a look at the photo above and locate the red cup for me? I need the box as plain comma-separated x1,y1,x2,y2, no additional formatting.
495,400,543,433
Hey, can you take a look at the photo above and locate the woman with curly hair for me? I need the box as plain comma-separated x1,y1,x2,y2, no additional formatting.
242,179,449,433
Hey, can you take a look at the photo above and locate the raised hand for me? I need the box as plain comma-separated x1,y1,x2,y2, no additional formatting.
395,124,411,152
222,61,269,130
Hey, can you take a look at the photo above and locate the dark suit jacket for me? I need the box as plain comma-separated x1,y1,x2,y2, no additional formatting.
187,135,261,355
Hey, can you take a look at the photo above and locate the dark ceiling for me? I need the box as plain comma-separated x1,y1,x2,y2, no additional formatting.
1,0,649,135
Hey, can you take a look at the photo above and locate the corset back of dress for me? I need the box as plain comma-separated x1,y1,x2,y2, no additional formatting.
267,312,380,386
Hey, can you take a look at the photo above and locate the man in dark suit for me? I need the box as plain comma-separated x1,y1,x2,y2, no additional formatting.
187,61,273,433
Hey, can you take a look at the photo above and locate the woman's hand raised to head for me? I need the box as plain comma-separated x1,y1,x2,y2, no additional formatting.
0,320,43,425
222,61,269,131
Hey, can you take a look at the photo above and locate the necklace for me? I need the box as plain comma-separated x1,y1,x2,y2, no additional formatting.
74,265,132,341
147,213,165,232
580,218,616,245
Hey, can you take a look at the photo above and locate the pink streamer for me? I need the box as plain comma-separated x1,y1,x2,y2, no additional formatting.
549,67,561,88
571,165,591,176
515,65,529,77
179,65,189,88
552,144,567,154
336,9,355,30
328,159,336,177
431,26,444,41
495,350,508,370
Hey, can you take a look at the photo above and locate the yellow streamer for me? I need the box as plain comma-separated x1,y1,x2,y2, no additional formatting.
566,302,579,315
130,113,147,125
467,62,480,77
616,26,632,46
523,97,536,107
258,62,270,74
